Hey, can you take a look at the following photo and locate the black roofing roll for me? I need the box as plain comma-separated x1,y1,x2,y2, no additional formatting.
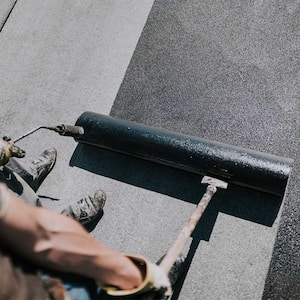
75,111,293,197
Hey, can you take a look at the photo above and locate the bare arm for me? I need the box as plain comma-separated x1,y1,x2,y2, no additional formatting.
0,184,143,290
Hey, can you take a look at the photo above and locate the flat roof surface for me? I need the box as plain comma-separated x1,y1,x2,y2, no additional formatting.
0,1,299,299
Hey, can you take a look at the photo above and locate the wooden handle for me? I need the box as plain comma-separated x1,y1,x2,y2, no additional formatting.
159,185,217,274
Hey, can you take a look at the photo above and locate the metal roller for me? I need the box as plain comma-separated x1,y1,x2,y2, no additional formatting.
74,111,293,197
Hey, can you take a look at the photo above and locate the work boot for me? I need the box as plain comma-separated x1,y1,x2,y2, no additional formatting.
28,147,57,192
5,147,57,192
61,190,106,225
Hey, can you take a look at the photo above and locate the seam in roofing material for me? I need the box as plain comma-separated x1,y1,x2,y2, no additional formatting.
0,0,18,33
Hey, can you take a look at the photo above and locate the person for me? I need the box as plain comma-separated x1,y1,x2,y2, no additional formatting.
0,138,172,299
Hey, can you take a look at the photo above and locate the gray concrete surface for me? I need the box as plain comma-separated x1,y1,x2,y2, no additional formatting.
0,0,16,30
0,1,299,300
0,0,154,204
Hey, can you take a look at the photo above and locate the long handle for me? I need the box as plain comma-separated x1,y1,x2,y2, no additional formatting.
159,185,217,274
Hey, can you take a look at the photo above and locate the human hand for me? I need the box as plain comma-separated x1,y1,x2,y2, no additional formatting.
0,138,25,166
103,255,171,298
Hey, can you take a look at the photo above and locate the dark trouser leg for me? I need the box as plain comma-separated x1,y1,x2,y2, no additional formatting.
5,158,35,186
4,148,57,193
0,166,39,207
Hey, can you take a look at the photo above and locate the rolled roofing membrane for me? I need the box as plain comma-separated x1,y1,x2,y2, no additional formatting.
75,112,293,197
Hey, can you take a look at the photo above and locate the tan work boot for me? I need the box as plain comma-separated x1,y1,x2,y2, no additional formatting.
61,190,106,225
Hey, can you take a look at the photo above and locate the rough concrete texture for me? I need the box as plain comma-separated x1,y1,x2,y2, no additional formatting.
0,1,299,300
0,0,155,284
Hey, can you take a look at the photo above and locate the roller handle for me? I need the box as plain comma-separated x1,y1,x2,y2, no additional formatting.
14,124,85,143
159,185,217,274
53,124,84,137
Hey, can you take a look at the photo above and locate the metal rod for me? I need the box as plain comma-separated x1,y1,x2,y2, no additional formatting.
14,126,46,143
